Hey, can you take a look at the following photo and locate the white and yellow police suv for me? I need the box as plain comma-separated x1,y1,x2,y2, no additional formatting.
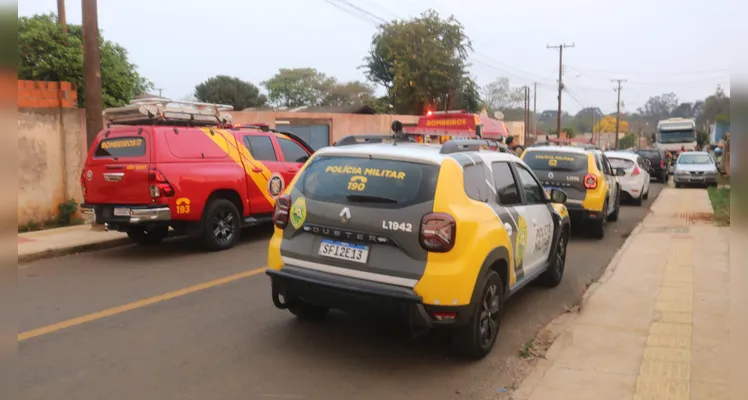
266,131,571,359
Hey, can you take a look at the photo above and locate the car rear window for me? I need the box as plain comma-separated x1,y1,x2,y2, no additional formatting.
523,151,588,172
94,137,146,158
296,156,439,208
608,157,635,170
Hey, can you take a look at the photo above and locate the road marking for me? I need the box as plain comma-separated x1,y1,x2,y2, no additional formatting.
18,267,267,342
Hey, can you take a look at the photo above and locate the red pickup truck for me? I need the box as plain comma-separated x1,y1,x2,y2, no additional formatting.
80,99,315,251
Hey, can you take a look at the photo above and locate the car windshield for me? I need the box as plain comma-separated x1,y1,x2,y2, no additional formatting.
658,130,695,144
678,154,712,165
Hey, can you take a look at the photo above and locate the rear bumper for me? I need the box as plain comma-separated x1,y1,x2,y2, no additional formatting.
565,201,604,222
267,265,473,328
81,204,172,225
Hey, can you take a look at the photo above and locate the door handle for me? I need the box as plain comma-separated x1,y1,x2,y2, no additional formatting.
251,168,262,173
289,169,299,174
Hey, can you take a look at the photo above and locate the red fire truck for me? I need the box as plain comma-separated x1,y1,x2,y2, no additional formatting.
402,110,509,144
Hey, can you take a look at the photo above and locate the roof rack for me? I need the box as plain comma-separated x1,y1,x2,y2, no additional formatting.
440,139,505,154
334,134,403,146
103,97,234,127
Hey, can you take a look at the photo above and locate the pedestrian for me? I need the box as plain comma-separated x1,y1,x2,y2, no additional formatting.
505,135,524,157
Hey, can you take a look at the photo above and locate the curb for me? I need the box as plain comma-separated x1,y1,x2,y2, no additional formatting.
18,238,132,265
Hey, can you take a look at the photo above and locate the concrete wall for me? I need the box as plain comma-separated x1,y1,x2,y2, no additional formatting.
18,108,87,227
230,111,420,144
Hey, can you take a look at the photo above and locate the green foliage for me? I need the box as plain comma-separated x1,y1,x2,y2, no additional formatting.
363,10,473,114
0,8,16,68
696,131,710,148
323,80,376,107
703,85,730,124
573,107,603,133
58,199,78,226
194,75,266,111
263,68,333,108
18,13,152,108
562,127,576,138
482,77,524,111
450,76,482,113
707,186,730,226
618,133,638,149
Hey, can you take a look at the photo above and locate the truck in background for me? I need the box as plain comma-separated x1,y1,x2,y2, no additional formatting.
653,118,697,152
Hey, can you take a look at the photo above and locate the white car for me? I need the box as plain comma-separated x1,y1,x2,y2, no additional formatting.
604,151,651,206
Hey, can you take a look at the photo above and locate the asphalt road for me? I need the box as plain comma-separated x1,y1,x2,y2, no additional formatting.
20,183,664,400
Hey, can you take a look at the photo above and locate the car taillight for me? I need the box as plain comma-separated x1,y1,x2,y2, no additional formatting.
148,169,175,198
632,165,640,176
660,160,665,169
272,194,292,229
584,174,598,189
420,213,456,252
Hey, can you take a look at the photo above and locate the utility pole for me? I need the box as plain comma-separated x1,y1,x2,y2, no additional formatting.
82,0,104,150
612,79,627,150
523,86,530,144
547,43,575,137
155,88,164,97
57,0,67,34
532,82,537,143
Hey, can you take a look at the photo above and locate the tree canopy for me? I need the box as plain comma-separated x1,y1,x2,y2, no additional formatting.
482,77,524,111
18,13,151,108
594,115,629,133
363,10,476,114
262,67,374,108
702,85,730,123
194,75,266,110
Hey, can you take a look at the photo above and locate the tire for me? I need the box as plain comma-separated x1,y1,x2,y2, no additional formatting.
539,228,568,287
199,198,241,251
607,189,620,222
591,200,607,239
675,182,682,188
452,270,504,360
288,301,330,321
643,187,650,200
126,225,168,245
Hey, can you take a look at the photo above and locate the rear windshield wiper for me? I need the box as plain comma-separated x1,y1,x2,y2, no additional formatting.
345,194,398,204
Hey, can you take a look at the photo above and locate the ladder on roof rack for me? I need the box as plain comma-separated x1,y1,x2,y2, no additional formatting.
103,97,234,127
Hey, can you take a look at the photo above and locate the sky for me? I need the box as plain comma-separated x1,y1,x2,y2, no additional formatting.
19,0,733,115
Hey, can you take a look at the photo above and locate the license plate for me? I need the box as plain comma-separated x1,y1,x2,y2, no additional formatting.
318,239,369,264
691,176,704,181
113,207,131,216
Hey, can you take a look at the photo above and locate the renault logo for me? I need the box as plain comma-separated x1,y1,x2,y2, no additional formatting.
339,207,351,224
548,172,554,179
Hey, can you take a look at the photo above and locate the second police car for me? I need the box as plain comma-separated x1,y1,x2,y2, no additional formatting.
265,127,571,359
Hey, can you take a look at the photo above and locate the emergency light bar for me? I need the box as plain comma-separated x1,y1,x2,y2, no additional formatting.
103,97,234,127
429,110,467,115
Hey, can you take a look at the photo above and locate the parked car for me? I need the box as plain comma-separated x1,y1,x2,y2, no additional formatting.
673,151,719,188
521,145,623,239
605,151,651,206
80,98,314,251
267,135,571,359
635,148,669,183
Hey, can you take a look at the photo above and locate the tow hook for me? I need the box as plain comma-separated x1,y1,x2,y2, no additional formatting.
270,278,296,309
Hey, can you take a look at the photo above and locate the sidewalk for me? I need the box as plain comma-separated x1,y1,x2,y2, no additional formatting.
513,188,731,400
18,224,129,264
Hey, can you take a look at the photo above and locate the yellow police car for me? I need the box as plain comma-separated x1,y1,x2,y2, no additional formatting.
521,145,623,239
266,134,571,359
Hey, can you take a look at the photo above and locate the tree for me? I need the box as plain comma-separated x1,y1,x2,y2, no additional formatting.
702,85,730,124
363,10,472,114
637,93,679,121
321,80,375,107
450,76,482,113
482,77,524,111
194,75,266,111
594,115,630,133
573,107,603,133
619,133,638,149
18,13,151,108
263,68,333,108
562,127,576,138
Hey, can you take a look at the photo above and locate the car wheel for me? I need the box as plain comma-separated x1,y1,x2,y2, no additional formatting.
607,189,620,222
288,301,330,320
591,200,607,239
643,187,650,200
539,228,568,287
126,225,169,245
452,270,503,360
200,198,241,251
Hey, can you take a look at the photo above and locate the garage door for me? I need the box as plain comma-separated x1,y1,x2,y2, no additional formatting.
277,125,330,151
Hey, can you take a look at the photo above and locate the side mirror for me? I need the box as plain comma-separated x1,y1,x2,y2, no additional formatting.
549,188,567,204
615,167,626,176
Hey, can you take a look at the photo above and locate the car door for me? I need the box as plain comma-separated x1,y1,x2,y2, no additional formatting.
242,134,283,215
274,135,312,185
600,154,618,215
513,163,554,276
488,161,525,284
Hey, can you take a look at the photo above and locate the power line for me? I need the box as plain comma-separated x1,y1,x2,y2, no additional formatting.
565,64,729,77
322,0,382,25
333,0,386,24
547,43,575,136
